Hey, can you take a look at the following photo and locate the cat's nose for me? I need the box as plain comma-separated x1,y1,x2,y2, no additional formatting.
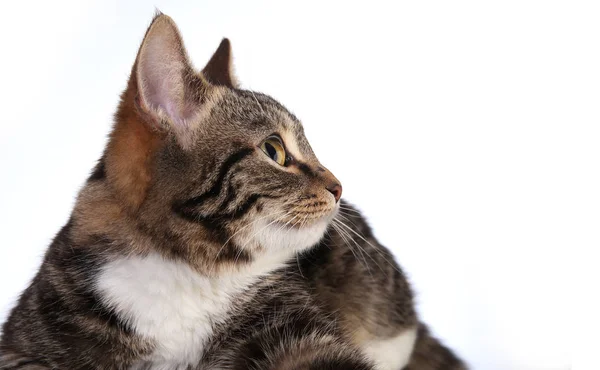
311,164,342,203
327,183,343,203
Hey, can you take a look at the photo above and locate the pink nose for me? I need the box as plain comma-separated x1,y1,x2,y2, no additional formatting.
327,183,342,203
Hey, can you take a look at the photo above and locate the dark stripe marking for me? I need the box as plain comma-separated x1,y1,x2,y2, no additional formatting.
295,162,317,178
174,193,281,263
176,193,278,225
217,183,238,213
214,244,252,264
180,147,254,210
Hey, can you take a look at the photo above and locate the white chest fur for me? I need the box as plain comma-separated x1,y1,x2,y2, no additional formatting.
95,252,292,369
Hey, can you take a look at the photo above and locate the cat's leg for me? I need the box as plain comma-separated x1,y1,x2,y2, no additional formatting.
403,324,467,370
352,323,468,370
203,307,376,370
356,326,418,370
227,333,375,370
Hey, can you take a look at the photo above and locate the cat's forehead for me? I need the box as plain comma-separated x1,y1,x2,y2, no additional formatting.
235,90,300,127
218,90,305,137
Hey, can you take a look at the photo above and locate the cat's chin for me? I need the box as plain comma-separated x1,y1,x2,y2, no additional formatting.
251,215,333,253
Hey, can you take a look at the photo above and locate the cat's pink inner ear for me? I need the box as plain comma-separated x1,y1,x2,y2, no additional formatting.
136,15,194,126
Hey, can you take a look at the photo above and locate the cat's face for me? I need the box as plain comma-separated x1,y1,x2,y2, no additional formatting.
104,14,341,268
162,89,342,255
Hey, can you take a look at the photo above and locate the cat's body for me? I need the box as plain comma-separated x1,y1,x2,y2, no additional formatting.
1,206,461,370
0,13,465,370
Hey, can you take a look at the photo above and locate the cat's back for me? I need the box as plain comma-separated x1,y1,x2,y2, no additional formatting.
299,200,415,324
296,201,421,370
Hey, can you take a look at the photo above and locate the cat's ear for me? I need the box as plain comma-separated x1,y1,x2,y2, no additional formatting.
135,14,207,132
202,38,239,88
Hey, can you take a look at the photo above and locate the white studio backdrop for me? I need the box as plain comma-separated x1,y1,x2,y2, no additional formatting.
0,1,598,369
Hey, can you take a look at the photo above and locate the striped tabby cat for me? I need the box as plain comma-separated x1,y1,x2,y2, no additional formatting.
0,13,466,370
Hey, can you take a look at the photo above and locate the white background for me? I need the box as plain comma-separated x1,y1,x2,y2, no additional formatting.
0,1,598,369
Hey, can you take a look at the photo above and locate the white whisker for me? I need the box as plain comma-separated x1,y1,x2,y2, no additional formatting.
338,205,362,215
333,216,402,274
331,222,373,279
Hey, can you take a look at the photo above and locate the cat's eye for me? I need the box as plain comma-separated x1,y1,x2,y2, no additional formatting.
261,136,286,166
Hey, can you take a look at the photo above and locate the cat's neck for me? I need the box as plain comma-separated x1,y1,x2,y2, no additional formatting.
95,248,293,368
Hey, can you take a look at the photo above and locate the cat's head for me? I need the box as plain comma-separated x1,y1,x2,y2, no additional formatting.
95,14,341,270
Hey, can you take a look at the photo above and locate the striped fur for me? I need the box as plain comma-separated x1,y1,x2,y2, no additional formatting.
0,13,465,370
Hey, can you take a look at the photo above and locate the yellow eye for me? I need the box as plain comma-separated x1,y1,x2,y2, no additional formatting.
261,137,286,166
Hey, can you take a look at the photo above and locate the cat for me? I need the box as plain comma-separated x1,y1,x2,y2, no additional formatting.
0,13,466,370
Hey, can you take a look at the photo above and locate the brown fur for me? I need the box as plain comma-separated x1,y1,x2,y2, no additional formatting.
0,12,466,370
105,87,162,211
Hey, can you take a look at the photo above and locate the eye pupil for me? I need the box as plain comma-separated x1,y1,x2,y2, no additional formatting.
265,142,278,161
